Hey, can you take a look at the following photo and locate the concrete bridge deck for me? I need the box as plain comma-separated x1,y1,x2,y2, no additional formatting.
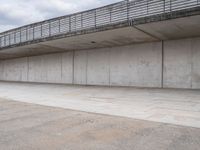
0,0,200,59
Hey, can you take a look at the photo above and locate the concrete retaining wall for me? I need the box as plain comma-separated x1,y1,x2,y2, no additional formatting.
0,57,28,81
110,43,162,87
0,37,199,89
74,42,162,87
163,38,200,89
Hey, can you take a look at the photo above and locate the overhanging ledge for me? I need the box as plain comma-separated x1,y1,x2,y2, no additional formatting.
0,1,200,59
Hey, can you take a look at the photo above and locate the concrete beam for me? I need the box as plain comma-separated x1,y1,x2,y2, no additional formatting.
135,14,200,40
1,7,200,59
0,27,157,60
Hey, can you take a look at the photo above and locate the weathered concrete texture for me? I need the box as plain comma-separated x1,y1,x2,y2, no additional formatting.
0,82,200,128
134,14,200,40
192,38,200,89
163,37,200,89
74,50,87,85
1,99,200,150
0,57,28,81
29,53,63,83
74,42,162,87
0,37,199,89
110,43,162,87
87,49,110,85
61,52,74,84
0,52,74,84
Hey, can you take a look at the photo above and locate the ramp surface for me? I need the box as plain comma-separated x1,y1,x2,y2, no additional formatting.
0,99,200,150
0,82,199,128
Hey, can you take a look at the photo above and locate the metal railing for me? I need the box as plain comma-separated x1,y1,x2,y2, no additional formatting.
0,0,199,48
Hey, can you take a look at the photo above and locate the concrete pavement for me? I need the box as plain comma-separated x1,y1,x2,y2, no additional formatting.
0,99,200,150
0,81,199,128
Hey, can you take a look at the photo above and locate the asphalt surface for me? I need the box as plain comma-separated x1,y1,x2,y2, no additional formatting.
0,98,200,150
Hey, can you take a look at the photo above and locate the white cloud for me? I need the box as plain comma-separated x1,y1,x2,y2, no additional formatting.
0,0,121,32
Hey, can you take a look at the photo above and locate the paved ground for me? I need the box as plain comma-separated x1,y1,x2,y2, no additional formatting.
0,98,200,150
0,82,200,128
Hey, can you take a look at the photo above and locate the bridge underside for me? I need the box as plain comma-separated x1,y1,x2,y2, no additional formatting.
0,13,200,60
0,27,157,59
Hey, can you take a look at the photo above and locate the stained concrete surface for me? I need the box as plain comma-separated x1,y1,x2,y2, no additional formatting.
0,82,200,128
0,41,163,88
1,37,200,89
0,99,200,150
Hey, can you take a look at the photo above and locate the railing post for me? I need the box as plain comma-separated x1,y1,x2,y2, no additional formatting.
94,10,97,28
170,0,172,12
163,0,165,13
4,35,6,46
0,37,1,48
127,0,129,21
20,30,21,43
49,23,51,36
9,34,11,46
81,13,83,28
26,28,28,41
59,19,61,33
40,24,42,37
14,32,16,44
33,27,35,40
69,16,71,32
109,7,112,23
75,15,77,31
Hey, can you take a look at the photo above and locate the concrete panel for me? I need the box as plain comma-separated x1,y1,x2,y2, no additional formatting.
61,52,73,84
87,49,110,85
43,53,62,83
163,38,192,89
21,52,73,84
29,53,63,83
110,42,162,87
192,38,200,89
74,50,87,85
2,58,28,81
28,55,48,83
28,53,62,83
0,61,4,80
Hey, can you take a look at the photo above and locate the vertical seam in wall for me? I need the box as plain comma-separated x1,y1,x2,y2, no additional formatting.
109,48,111,86
191,40,193,89
2,60,4,80
27,57,29,81
161,40,164,88
72,51,75,84
86,50,88,85
61,53,63,82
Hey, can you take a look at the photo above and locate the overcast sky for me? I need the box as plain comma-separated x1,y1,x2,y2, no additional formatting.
0,0,121,32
